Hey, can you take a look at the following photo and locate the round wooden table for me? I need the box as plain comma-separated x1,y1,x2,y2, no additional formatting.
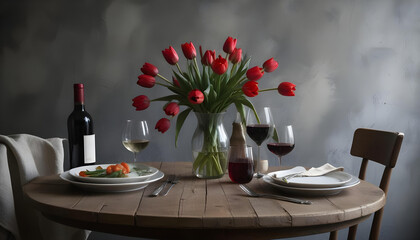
23,162,385,240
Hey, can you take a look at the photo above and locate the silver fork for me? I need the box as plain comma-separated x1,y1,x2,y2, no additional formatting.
239,184,312,205
160,176,179,196
150,175,175,197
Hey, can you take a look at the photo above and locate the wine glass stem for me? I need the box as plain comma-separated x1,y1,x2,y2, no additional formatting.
257,145,261,175
278,156,282,167
133,152,137,163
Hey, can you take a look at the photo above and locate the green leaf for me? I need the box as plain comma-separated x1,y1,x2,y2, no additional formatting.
238,97,260,123
201,67,210,90
234,102,247,125
167,85,183,95
187,63,196,85
173,70,192,90
217,74,227,94
208,86,218,111
175,108,192,147
189,61,202,86
272,127,279,142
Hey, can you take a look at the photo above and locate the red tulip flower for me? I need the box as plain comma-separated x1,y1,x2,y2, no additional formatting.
242,81,259,97
263,58,279,73
223,36,237,54
211,55,228,75
164,102,180,116
162,46,179,65
278,82,296,96
132,95,150,111
188,89,204,104
172,76,180,87
137,74,155,88
141,63,158,77
246,66,264,81
201,50,216,66
181,42,197,60
229,48,242,64
155,118,170,133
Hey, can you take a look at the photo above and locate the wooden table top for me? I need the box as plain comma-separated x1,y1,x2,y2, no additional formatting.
23,162,385,240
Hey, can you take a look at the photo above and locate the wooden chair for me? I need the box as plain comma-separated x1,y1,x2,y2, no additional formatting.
329,128,404,240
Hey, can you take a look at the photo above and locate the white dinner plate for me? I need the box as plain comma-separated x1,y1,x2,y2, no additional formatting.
69,163,159,184
60,170,164,193
263,174,360,196
268,167,353,188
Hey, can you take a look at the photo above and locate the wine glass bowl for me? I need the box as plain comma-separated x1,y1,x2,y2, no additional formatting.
228,145,254,184
267,125,294,166
246,107,274,177
246,124,270,146
122,120,150,163
122,139,149,153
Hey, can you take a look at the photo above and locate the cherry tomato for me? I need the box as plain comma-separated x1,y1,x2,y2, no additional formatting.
112,164,122,172
106,165,113,174
121,162,130,173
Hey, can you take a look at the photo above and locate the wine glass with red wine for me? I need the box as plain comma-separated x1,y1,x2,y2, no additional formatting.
267,125,294,166
122,120,150,163
246,107,274,178
228,145,254,184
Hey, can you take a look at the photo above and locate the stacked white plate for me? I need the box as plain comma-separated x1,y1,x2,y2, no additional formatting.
263,166,360,196
60,163,164,193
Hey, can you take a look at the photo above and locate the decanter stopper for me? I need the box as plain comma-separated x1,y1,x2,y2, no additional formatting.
230,112,246,146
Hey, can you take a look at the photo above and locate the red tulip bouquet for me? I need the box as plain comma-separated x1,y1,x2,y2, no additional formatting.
133,36,295,178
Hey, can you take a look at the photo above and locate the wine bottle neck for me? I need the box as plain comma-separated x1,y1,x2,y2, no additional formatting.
74,103,85,111
73,83,85,106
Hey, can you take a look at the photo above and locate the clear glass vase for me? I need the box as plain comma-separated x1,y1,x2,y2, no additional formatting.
191,112,229,179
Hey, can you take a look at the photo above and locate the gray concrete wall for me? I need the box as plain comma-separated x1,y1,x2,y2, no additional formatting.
1,0,419,239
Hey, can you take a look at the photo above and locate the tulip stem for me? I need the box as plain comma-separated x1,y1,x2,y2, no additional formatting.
193,58,201,80
230,63,237,77
238,76,247,83
156,82,172,88
157,74,172,85
176,63,183,74
259,88,277,92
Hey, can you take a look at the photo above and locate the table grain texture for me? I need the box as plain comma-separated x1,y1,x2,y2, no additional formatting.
23,162,385,240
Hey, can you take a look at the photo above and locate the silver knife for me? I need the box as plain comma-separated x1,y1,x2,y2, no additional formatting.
150,175,175,197
160,176,179,196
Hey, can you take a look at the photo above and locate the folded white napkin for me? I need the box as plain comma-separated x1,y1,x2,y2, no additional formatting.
273,163,344,183
301,163,344,177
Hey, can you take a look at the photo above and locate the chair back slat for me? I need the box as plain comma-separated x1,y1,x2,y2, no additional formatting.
350,128,403,168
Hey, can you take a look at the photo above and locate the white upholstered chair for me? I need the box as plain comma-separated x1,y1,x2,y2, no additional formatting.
0,134,90,240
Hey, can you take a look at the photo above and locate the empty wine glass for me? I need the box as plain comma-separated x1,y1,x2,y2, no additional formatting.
122,120,150,163
267,125,294,166
246,107,274,178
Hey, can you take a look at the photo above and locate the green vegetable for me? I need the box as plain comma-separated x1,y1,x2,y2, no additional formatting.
106,170,123,178
85,169,106,175
132,167,153,176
